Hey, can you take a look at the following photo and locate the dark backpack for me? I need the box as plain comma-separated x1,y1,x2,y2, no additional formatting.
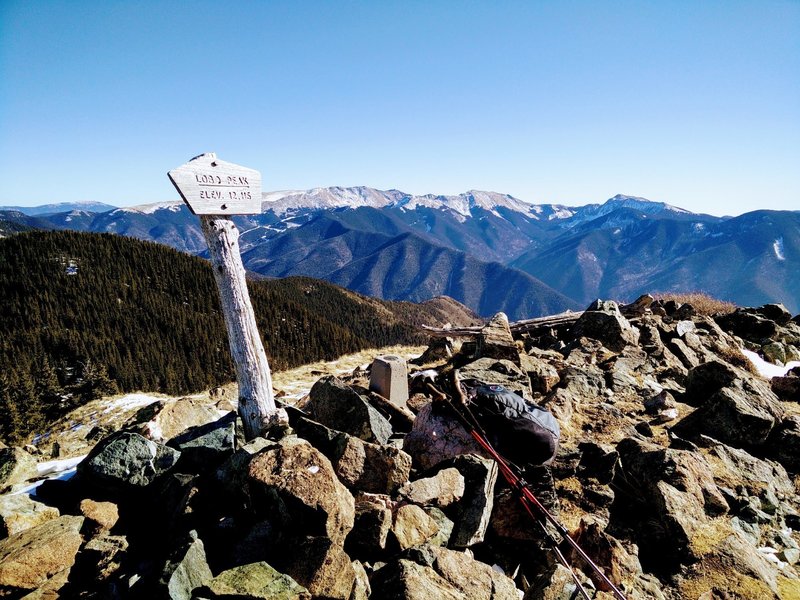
466,383,560,466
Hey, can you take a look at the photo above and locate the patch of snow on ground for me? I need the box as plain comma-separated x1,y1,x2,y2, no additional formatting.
743,349,800,379
37,455,86,477
11,455,87,497
774,237,786,261
102,393,162,414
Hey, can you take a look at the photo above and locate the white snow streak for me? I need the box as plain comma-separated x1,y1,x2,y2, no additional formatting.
742,349,800,379
774,238,786,261
101,393,162,414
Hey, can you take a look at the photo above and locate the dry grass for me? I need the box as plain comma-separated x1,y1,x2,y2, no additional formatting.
654,292,737,316
272,344,426,403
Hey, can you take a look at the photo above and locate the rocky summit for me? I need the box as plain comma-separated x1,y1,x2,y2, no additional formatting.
1,298,800,598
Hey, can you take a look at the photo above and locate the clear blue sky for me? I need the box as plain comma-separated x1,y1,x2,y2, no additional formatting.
1,0,798,215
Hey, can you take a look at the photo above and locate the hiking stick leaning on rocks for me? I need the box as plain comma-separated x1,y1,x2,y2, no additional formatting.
429,373,629,600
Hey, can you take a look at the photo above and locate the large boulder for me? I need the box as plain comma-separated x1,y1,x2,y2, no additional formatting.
571,300,640,352
370,559,464,600
428,546,519,600
435,454,498,548
0,447,38,487
771,375,800,401
348,495,392,555
459,358,532,399
752,303,793,326
476,313,520,365
391,505,440,551
399,468,465,508
308,377,392,445
0,494,59,538
158,531,213,600
77,431,181,494
520,354,560,395
292,415,411,495
194,561,311,599
247,437,355,546
673,386,779,448
616,437,728,570
125,397,221,442
403,403,486,471
766,416,800,472
280,536,355,600
167,412,238,473
716,310,778,343
684,361,740,405
0,515,84,597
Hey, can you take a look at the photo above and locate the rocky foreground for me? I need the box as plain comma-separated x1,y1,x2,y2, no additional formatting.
1,298,800,599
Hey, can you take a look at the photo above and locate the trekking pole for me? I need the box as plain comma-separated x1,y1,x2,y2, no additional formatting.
444,373,629,600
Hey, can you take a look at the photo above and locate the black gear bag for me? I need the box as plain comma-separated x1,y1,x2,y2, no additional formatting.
466,383,560,466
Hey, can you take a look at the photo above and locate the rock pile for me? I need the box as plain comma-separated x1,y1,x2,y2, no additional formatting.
1,297,800,598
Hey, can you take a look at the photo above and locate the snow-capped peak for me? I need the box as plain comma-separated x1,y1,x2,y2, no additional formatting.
261,186,554,220
118,201,185,215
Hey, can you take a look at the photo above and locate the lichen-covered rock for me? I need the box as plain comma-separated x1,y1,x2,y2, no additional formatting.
0,515,84,596
350,560,371,600
0,494,59,538
158,531,213,600
685,361,740,405
68,534,129,596
77,431,181,493
195,561,311,599
308,376,393,444
392,504,440,551
247,437,355,545
616,437,728,569
0,447,38,487
716,310,779,343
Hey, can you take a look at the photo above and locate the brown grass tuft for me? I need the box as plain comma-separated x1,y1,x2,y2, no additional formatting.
717,344,759,375
654,292,737,316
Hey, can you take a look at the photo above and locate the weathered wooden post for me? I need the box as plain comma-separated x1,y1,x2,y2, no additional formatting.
168,153,284,440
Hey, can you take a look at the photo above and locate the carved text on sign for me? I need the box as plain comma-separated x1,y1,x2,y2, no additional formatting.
168,153,262,215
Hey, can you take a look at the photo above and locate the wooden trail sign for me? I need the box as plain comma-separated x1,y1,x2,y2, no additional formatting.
168,152,262,215
169,153,282,440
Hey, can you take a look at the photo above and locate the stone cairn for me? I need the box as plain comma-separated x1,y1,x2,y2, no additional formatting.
1,298,800,598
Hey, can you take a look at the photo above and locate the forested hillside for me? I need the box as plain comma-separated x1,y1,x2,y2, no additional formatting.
0,230,477,443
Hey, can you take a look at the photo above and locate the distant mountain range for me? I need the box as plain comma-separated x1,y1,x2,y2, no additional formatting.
2,188,798,317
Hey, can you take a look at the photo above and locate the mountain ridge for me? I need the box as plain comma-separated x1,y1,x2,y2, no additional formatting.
3,187,797,315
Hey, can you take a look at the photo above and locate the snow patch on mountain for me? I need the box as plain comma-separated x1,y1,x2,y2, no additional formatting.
774,237,786,261
119,201,184,215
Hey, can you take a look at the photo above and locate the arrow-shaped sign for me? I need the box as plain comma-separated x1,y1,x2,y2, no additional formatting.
168,153,262,215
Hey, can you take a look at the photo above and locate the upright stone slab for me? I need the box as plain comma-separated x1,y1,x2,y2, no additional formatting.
370,355,410,410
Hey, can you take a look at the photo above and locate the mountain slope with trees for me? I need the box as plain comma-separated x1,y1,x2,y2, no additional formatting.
0,230,477,443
